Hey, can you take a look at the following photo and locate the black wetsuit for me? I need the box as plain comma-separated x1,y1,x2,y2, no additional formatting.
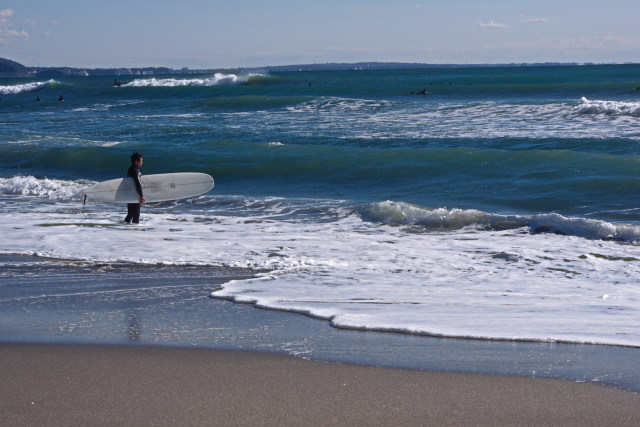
124,165,143,223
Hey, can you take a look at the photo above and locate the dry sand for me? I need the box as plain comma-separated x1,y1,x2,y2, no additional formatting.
1,343,639,426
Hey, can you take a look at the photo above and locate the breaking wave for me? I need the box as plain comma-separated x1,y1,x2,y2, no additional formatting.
0,79,58,95
577,97,640,117
124,73,264,87
360,200,640,243
0,175,88,200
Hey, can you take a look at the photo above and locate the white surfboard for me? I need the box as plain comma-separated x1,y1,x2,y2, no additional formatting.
83,172,214,203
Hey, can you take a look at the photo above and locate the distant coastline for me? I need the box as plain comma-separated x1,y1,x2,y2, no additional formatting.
1,57,638,78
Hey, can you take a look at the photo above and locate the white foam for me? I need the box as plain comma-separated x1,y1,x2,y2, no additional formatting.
286,97,395,114
99,141,124,147
124,73,262,87
0,79,57,95
1,194,639,347
255,96,640,141
578,97,640,117
361,201,640,242
0,176,88,200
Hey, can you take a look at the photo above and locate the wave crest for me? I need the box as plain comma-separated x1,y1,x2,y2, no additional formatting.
0,175,88,200
360,201,640,243
124,73,263,87
0,79,57,95
577,97,640,117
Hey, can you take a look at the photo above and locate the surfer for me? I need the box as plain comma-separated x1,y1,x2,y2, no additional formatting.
124,152,146,224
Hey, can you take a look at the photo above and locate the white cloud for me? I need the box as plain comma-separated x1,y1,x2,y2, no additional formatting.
478,17,548,30
0,8,29,43
478,20,509,29
519,18,549,24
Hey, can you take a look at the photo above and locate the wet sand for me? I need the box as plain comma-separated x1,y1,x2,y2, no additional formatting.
2,343,639,426
2,254,640,395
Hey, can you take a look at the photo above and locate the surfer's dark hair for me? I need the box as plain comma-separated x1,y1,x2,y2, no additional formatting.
131,152,143,164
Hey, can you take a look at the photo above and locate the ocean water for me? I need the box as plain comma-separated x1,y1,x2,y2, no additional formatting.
1,64,639,347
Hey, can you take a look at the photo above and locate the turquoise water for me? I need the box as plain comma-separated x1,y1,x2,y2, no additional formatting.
1,65,640,346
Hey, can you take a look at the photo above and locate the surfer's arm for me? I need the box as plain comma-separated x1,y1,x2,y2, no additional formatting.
130,167,145,203
133,177,145,203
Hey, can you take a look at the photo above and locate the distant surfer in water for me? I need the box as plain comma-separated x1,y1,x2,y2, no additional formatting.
124,152,146,224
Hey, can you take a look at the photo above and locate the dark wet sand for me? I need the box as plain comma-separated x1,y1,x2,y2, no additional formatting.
3,254,639,392
2,343,639,426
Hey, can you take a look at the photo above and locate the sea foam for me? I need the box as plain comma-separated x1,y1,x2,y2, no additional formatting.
124,73,262,87
1,193,638,347
0,79,57,95
577,97,640,117
0,176,88,200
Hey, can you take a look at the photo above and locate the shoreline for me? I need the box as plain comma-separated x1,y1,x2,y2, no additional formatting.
4,293,640,393
2,343,640,426
2,254,639,394
221,295,640,350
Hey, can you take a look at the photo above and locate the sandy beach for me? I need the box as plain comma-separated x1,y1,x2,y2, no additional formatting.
2,343,639,426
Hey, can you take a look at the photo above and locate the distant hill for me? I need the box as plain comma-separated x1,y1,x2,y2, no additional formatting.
0,58,27,75
1,57,631,78
0,57,188,77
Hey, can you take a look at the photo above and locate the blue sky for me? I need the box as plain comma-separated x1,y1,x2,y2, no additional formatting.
1,0,639,68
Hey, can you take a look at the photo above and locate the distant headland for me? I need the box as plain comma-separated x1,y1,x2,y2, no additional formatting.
0,57,189,78
0,57,633,78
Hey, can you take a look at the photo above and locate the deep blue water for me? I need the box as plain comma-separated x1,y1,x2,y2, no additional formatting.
1,64,640,223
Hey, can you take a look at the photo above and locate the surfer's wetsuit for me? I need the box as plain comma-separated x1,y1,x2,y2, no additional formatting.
124,165,143,223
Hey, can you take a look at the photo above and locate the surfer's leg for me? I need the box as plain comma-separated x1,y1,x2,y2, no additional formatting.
131,203,141,224
125,203,136,223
